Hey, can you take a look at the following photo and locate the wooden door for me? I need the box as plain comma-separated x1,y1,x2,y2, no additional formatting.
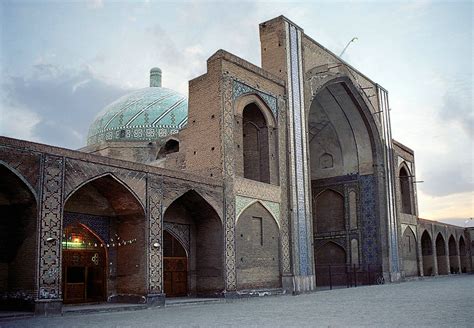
163,231,188,297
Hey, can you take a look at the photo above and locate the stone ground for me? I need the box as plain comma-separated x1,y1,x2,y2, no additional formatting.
2,275,473,328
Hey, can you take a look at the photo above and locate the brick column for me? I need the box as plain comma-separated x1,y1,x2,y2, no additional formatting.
36,155,64,315
417,230,424,276
445,237,451,274
431,229,438,276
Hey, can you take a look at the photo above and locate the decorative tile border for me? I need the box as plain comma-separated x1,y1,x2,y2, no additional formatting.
235,195,280,227
232,80,278,119
38,155,64,300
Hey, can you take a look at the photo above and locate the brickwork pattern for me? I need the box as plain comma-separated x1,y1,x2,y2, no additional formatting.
64,158,147,207
38,155,64,299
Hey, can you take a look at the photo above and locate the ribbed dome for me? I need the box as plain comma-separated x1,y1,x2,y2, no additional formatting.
87,69,188,146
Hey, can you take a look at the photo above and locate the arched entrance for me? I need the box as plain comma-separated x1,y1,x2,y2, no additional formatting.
421,231,433,276
62,224,106,303
435,233,448,275
236,202,280,290
448,235,459,274
315,242,347,286
164,190,224,296
63,174,146,304
163,231,188,297
459,236,469,273
308,79,381,279
401,227,418,277
0,164,37,311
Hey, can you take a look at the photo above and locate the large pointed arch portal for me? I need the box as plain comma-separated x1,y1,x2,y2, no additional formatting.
63,174,146,304
308,79,386,285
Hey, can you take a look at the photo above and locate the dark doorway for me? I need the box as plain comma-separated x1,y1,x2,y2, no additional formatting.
421,230,433,276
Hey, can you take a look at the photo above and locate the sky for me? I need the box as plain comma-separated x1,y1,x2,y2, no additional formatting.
0,0,472,227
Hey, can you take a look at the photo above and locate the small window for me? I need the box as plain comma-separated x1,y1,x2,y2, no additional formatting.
157,139,179,159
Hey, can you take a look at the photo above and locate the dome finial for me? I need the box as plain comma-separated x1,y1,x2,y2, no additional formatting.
150,67,162,87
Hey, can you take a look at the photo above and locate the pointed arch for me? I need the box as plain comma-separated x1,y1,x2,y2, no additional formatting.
401,225,418,277
65,172,145,213
63,172,147,303
234,93,276,128
236,199,280,229
313,188,345,233
236,201,281,289
435,233,448,275
164,189,224,295
399,163,413,215
0,161,38,202
163,188,222,225
448,234,459,273
314,241,347,287
0,161,38,309
421,230,433,276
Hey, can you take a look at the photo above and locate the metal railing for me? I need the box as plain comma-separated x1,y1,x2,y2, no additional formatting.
315,264,384,290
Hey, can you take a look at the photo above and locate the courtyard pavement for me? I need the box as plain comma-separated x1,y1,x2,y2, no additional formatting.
1,275,473,327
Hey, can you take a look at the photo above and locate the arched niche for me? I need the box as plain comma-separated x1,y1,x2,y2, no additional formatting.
401,226,417,277
399,165,413,215
314,242,347,287
235,202,280,290
448,235,459,274
0,164,38,311
163,190,224,296
308,81,375,180
435,233,448,275
421,230,433,276
64,174,146,303
234,94,278,185
313,189,345,233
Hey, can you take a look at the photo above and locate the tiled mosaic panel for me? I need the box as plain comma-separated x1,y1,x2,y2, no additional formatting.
63,212,111,243
359,174,380,266
289,24,310,276
87,87,187,145
378,86,400,272
148,177,163,294
164,222,190,255
232,80,278,119
38,155,64,299
223,76,237,291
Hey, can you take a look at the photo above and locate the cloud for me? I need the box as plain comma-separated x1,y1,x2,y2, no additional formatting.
0,64,130,149
418,189,473,225
438,75,473,138
87,0,104,10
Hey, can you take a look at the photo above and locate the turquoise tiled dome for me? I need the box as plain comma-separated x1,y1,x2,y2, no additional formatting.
87,68,188,146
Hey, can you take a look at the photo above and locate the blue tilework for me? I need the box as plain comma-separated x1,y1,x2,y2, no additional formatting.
232,80,278,119
289,25,310,275
359,175,380,266
63,212,111,244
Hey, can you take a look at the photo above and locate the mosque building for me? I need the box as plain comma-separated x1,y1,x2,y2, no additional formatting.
0,16,472,314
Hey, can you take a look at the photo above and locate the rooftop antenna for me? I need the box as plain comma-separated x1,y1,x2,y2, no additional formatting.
339,37,358,57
